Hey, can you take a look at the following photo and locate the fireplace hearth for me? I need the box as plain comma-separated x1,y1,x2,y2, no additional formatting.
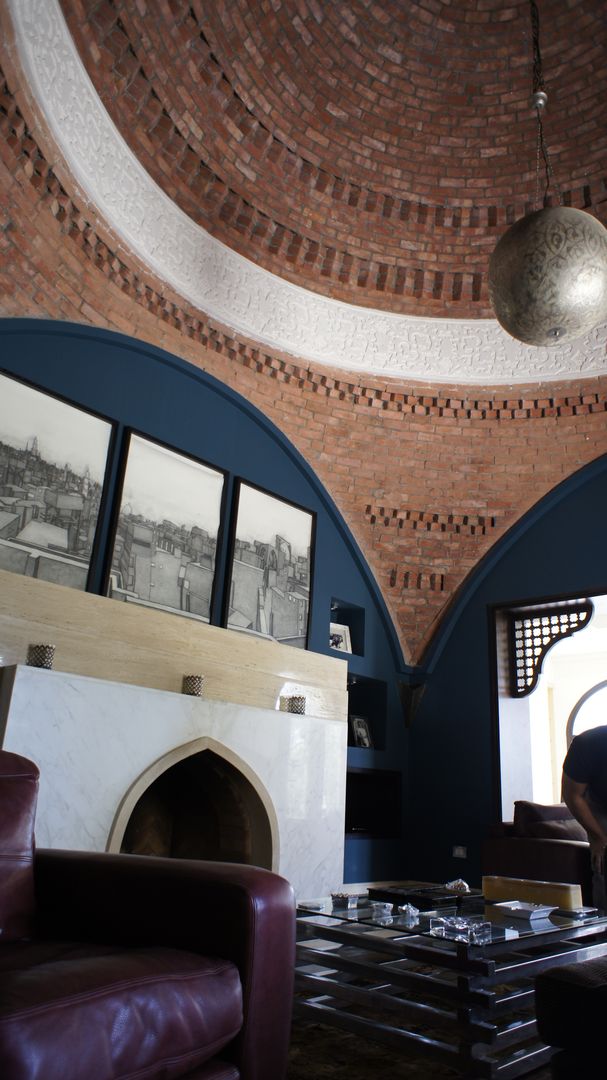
121,748,272,868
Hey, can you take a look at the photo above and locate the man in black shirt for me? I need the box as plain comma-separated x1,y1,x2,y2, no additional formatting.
562,725,607,909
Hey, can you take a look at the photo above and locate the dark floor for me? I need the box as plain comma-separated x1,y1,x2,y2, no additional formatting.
287,1021,554,1079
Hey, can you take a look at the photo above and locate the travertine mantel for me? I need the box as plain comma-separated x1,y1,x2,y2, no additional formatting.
0,569,348,719
0,664,347,898
8,0,606,384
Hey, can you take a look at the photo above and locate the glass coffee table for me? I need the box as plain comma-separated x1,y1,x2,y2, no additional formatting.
295,888,607,1078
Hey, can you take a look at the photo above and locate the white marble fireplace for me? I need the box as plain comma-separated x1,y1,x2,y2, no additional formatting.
0,664,347,898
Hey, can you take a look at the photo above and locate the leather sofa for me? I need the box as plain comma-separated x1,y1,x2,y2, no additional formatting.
0,749,296,1080
481,799,592,904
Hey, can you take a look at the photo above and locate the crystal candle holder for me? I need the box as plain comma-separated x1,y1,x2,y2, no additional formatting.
286,695,306,714
26,643,56,669
182,674,204,697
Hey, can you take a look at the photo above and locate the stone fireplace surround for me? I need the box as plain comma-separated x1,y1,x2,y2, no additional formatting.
0,663,347,899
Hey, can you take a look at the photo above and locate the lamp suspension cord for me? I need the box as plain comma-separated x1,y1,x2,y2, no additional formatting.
530,0,562,209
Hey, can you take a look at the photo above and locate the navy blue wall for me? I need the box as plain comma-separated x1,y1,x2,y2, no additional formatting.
5,320,602,889
0,318,410,882
408,453,607,888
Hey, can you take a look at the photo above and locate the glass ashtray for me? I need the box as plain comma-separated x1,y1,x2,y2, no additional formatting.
369,901,393,914
429,915,492,944
397,903,420,923
331,892,358,910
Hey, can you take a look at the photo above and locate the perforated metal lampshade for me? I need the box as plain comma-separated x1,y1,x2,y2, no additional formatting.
488,206,607,347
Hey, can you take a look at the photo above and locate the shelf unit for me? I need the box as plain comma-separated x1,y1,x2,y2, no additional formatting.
329,597,365,657
345,767,402,838
347,672,387,751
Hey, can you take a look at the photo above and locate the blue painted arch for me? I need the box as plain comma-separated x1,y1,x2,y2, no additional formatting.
0,317,405,669
408,449,607,886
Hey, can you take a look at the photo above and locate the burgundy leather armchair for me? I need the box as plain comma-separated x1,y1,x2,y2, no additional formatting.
0,750,296,1080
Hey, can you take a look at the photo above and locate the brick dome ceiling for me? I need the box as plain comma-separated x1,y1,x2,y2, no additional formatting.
8,0,607,382
62,0,607,320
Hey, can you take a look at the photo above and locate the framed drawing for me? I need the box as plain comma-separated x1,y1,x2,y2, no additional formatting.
225,480,314,648
0,371,113,590
349,715,373,749
330,622,352,653
106,432,225,622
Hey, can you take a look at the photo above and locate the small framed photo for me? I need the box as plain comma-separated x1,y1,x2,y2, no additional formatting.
330,622,352,653
349,715,373,749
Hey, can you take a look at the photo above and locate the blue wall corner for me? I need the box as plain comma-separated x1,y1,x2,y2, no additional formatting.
408,453,607,886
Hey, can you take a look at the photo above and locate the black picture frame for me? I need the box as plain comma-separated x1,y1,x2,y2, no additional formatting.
105,431,226,623
0,370,114,591
349,714,373,749
223,479,315,648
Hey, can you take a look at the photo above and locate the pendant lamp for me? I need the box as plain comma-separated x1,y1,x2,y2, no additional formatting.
488,2,607,347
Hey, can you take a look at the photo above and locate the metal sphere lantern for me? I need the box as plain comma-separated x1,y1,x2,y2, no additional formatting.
488,206,607,347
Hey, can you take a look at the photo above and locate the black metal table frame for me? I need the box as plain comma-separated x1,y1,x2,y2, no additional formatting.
295,903,607,1078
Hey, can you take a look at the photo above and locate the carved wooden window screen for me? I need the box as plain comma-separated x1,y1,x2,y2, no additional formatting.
509,601,594,697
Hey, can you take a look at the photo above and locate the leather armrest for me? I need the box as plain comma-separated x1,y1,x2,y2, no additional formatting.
486,821,515,838
34,849,295,1080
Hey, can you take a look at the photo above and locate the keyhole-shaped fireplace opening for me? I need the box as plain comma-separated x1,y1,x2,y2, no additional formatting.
120,749,273,868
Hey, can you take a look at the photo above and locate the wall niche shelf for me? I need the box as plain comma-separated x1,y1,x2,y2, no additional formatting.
345,768,402,838
347,673,387,751
329,597,365,657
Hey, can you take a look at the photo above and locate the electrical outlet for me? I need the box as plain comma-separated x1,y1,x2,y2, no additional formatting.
452,845,467,859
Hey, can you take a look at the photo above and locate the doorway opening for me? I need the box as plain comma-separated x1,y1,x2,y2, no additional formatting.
495,592,607,821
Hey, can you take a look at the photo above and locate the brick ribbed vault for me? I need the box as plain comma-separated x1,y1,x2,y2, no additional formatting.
60,0,607,317
1,3,607,664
